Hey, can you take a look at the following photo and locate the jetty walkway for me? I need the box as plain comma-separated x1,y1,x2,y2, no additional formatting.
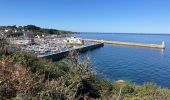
81,38,165,49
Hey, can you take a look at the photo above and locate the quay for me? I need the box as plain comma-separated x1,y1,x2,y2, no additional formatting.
40,43,104,61
81,38,165,49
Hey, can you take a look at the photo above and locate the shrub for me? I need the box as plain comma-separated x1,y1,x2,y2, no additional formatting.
0,51,170,99
10,52,69,79
122,84,135,95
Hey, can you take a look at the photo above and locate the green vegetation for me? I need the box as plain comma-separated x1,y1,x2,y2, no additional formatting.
0,25,74,37
0,42,170,99
6,32,24,37
0,38,9,56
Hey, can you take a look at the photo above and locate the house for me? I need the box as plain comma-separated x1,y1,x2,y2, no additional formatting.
4,29,9,32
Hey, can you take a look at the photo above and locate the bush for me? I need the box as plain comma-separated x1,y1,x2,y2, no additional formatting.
122,84,135,95
11,52,69,79
0,51,170,99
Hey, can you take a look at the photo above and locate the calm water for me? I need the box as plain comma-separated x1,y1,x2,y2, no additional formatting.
74,33,170,88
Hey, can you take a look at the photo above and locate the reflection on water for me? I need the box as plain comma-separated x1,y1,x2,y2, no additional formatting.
160,49,165,55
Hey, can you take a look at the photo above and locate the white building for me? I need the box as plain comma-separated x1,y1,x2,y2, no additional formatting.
4,29,9,32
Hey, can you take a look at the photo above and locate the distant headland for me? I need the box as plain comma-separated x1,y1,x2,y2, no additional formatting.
0,25,74,37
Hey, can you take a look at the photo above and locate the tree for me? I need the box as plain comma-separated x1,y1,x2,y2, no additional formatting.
7,32,23,37
23,25,40,31
7,25,17,29
18,26,23,30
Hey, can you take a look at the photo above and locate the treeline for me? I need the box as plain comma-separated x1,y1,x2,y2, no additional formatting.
0,25,74,37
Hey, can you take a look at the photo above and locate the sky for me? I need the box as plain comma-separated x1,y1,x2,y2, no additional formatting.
0,0,170,33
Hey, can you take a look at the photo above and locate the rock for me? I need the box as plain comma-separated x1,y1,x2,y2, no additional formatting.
116,80,126,83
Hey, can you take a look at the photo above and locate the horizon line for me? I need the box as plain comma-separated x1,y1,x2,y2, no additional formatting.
1,25,170,34
75,32,170,35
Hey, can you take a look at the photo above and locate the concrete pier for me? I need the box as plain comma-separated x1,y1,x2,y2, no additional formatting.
40,43,104,61
81,38,165,49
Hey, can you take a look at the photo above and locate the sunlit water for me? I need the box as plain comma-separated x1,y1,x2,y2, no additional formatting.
74,33,170,88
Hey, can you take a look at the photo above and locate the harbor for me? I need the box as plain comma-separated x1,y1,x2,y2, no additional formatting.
6,33,166,61
41,43,104,61
6,34,104,60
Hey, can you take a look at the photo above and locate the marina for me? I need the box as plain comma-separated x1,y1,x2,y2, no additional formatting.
41,43,104,61
7,33,166,62
7,34,104,60
8,35,84,56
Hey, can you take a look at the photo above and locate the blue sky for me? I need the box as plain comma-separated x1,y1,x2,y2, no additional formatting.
0,0,170,33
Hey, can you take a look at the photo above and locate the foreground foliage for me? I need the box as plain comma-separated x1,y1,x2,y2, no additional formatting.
0,51,170,99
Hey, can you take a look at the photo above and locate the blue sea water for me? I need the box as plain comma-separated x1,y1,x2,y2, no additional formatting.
74,33,170,88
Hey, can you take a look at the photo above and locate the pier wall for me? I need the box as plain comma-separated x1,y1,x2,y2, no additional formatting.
41,43,104,61
81,38,165,49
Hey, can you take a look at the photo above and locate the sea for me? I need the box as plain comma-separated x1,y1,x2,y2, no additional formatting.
74,33,170,88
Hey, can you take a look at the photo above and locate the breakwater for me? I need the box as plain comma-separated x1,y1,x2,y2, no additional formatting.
40,43,104,61
81,38,165,49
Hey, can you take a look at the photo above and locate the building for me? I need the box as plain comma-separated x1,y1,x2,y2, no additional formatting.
4,29,9,32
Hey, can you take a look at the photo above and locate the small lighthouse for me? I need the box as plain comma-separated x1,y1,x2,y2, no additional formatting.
162,41,165,49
